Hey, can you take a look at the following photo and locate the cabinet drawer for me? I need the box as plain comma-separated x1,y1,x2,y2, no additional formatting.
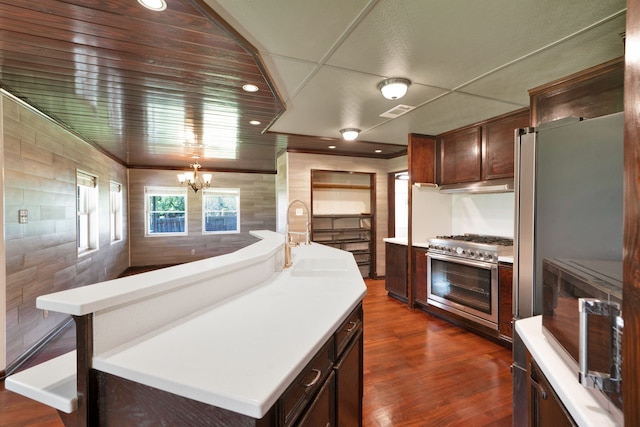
281,339,334,426
334,304,363,360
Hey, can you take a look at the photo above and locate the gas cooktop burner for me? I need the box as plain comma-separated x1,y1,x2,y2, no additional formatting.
435,234,514,246
428,234,513,262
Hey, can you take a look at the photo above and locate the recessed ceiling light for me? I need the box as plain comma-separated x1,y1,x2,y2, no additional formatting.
137,0,166,11
249,120,261,125
328,145,336,149
375,149,382,153
242,84,259,92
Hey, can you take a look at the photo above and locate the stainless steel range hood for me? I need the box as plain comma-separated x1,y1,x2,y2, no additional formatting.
438,178,514,194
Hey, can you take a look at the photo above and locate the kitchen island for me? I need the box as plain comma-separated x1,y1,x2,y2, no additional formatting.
6,230,366,426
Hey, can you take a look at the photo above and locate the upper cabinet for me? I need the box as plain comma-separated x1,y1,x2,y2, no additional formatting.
483,109,530,180
529,57,623,126
439,108,529,185
408,134,437,185
439,126,482,185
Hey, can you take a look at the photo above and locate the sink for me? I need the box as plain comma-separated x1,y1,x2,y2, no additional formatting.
290,258,350,276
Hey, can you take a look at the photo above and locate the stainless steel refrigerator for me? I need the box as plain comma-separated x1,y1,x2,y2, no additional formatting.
511,112,624,425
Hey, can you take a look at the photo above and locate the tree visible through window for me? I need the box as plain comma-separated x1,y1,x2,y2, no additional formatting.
203,188,240,233
145,187,187,236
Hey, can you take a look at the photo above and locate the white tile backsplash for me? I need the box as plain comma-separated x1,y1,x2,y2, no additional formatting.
451,192,514,237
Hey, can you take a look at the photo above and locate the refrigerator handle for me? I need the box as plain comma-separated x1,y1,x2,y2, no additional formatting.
513,127,536,319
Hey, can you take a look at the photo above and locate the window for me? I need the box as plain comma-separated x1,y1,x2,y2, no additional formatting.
77,170,99,255
203,188,240,234
145,187,187,236
110,181,123,242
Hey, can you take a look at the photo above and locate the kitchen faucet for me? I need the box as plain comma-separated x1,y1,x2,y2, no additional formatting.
284,199,311,268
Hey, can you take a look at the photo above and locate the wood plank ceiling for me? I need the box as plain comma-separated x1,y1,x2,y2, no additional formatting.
0,0,404,173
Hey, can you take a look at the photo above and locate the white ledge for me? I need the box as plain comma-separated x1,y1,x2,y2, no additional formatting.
5,351,77,414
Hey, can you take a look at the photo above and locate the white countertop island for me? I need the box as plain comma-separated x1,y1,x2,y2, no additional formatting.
7,230,367,423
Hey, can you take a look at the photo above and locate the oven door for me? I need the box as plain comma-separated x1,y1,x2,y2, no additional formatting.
427,252,498,329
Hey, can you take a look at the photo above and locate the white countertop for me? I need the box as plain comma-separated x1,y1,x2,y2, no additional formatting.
93,242,365,419
498,255,513,263
12,231,366,420
515,316,620,426
383,237,407,245
382,237,432,249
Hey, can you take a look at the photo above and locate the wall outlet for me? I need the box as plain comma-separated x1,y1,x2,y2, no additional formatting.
18,209,28,224
43,310,48,319
295,208,303,216
191,249,196,255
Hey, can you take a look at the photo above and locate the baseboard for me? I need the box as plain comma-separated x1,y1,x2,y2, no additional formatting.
1,317,74,381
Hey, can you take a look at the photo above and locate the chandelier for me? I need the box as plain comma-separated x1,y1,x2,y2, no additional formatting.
177,157,212,193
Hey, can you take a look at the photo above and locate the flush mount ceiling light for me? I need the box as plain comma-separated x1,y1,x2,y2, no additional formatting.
377,77,411,100
340,128,360,141
177,156,212,193
137,0,167,11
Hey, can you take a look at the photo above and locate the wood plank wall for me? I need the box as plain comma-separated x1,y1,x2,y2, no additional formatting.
128,169,276,266
2,93,129,365
284,152,407,278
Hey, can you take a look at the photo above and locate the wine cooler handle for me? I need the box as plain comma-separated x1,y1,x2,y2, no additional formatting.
578,298,623,393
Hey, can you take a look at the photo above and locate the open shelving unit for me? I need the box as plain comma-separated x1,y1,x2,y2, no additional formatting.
311,170,375,278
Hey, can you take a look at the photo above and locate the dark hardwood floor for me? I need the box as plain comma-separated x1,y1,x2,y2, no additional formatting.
0,278,512,426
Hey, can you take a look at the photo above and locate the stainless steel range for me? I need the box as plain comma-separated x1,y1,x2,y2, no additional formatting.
427,234,513,329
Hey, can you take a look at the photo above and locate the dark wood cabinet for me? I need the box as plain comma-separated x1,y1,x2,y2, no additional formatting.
438,108,529,185
408,133,437,185
385,242,408,301
297,371,335,427
529,56,623,126
527,353,576,427
483,109,530,180
335,330,363,427
413,247,428,307
439,126,482,184
498,262,513,342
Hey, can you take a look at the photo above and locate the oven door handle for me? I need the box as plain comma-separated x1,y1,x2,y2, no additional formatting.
427,252,496,270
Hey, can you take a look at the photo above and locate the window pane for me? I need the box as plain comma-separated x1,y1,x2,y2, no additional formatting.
145,188,187,236
148,212,186,233
149,195,185,212
203,190,239,233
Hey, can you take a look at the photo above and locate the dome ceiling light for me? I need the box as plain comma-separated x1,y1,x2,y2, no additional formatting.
340,128,360,141
377,77,411,100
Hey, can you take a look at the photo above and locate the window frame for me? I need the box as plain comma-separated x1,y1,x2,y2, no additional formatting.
144,186,188,237
77,170,99,256
202,188,240,235
110,181,123,243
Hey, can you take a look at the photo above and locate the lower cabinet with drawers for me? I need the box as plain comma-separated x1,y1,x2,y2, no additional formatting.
89,303,364,427
279,303,364,426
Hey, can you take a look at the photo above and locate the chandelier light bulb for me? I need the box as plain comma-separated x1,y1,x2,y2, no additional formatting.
177,159,211,193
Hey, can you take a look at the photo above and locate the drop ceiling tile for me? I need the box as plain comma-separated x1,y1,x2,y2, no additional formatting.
268,65,449,140
205,0,371,62
368,92,526,145
326,0,626,90
461,14,626,104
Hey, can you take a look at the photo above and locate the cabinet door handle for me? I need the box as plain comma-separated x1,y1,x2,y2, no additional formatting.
303,369,322,388
540,388,548,400
344,321,358,333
